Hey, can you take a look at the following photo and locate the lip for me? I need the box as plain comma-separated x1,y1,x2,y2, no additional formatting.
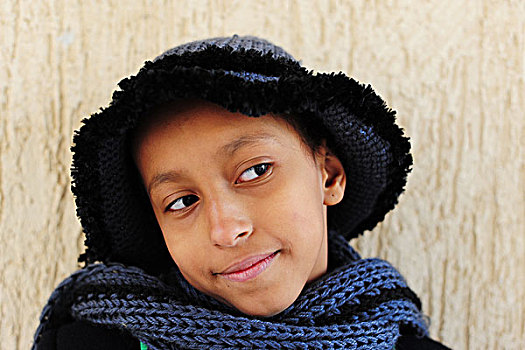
217,251,279,282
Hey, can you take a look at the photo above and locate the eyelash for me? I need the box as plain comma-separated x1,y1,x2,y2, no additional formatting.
164,163,273,213
235,163,272,184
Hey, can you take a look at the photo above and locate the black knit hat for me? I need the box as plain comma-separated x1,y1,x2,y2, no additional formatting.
72,35,412,273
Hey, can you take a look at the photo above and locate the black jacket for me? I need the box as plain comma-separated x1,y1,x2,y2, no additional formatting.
37,320,451,349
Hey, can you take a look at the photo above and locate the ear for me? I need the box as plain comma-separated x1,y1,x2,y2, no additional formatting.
316,141,346,206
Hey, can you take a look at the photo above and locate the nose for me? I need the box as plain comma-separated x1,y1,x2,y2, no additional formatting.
205,191,253,247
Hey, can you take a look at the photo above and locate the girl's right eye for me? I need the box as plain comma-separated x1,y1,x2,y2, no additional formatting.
165,194,199,212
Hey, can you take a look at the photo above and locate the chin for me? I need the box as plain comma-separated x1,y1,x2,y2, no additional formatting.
233,280,308,317
241,305,288,318
233,297,296,318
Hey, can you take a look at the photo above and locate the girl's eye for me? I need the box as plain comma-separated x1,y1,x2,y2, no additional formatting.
237,163,271,183
166,194,199,212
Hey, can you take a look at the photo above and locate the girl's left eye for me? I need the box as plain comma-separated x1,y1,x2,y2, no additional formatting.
237,163,272,183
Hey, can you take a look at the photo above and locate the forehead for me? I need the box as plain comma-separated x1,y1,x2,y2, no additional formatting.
131,99,300,158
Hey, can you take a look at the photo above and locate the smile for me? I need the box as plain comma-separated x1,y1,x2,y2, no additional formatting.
218,251,279,282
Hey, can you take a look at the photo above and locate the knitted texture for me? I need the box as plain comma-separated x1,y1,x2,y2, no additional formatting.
33,232,429,349
153,35,296,62
71,35,413,272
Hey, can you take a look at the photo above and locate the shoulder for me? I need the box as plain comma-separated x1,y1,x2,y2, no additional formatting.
396,335,452,350
36,320,139,350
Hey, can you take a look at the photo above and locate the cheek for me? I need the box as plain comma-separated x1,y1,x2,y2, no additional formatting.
280,168,325,221
162,231,207,278
267,169,326,241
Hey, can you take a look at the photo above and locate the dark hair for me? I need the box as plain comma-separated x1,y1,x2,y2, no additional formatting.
276,111,333,159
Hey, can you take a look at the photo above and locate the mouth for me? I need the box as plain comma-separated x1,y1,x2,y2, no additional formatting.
216,250,280,282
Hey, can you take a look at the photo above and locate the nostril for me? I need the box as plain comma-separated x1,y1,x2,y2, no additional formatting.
237,231,248,238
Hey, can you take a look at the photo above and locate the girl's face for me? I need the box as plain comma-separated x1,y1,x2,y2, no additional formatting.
134,102,345,316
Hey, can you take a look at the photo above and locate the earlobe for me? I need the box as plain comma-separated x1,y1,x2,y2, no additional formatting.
318,145,346,206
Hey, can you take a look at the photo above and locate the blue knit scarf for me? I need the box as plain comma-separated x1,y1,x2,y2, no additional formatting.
33,232,428,349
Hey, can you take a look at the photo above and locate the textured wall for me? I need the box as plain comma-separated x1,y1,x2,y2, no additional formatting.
1,1,523,349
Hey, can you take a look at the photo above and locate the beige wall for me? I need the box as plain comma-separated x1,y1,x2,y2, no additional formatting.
1,1,523,349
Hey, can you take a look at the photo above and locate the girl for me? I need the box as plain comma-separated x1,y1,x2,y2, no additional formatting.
33,35,449,349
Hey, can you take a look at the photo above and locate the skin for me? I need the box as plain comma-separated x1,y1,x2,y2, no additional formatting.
133,101,346,317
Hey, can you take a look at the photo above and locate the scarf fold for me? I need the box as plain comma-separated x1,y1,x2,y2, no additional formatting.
33,232,428,349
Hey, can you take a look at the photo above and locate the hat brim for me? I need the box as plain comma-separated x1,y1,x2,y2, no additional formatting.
72,46,412,273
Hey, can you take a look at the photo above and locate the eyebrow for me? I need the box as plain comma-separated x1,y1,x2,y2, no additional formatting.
147,133,279,194
218,132,279,158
